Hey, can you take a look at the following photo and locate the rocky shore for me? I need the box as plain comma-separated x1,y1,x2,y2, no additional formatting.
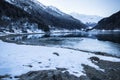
18,58,120,80
0,57,120,80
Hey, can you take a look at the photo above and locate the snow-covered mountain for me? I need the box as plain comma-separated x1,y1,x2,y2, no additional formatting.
46,6,67,16
0,0,86,34
70,13,103,27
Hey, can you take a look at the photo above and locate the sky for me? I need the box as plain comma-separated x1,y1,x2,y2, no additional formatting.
37,0,120,17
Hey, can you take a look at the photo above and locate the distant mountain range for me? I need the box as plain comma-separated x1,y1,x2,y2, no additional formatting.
95,11,120,30
0,0,120,34
70,13,103,27
0,0,86,33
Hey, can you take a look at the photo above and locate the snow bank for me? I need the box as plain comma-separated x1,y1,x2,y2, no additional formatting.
0,40,120,77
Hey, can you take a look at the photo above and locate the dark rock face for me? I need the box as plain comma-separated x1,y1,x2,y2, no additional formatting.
95,11,120,30
0,0,86,33
18,70,81,80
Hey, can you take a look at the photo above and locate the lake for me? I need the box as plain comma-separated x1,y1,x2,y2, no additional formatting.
1,31,120,57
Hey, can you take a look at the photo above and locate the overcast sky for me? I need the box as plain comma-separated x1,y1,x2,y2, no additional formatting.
37,0,120,17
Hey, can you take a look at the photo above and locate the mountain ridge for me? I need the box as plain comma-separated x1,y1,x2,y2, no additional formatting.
0,0,86,33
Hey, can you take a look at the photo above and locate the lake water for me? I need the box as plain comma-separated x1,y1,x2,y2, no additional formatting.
1,31,120,57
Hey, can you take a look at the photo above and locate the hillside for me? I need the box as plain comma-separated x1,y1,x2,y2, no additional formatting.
95,11,120,30
0,0,86,33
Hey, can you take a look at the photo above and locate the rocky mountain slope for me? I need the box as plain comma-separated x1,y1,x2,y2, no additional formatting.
0,0,86,33
95,11,120,30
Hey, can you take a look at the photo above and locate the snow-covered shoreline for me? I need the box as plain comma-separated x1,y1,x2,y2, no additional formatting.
0,40,120,78
0,29,120,36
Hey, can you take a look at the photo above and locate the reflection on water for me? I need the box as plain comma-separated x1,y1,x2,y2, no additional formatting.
1,32,120,56
95,33,120,43
4,34,83,47
3,32,120,44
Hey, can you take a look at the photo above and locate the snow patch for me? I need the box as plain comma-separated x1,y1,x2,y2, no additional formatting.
0,40,120,77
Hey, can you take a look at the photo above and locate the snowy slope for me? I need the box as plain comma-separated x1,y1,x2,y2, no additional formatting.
46,6,66,16
70,13,103,24
0,40,120,78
